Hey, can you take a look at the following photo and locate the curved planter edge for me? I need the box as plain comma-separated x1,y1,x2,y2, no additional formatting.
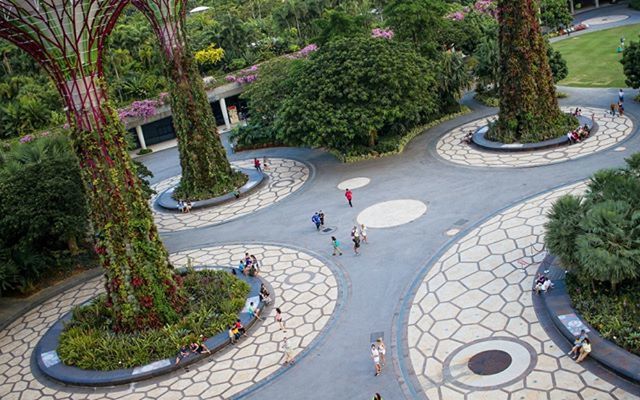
537,253,640,384
472,115,596,152
35,266,266,387
155,167,266,212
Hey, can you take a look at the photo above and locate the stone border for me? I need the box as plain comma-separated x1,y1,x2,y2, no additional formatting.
537,253,640,384
471,115,595,152
155,167,266,212
34,266,266,387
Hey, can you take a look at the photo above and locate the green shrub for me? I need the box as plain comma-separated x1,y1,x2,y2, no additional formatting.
567,275,640,356
630,0,640,11
58,270,250,370
137,148,152,155
0,135,91,295
545,154,640,290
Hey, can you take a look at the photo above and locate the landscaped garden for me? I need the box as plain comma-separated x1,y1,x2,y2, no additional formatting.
58,269,249,370
545,153,640,355
552,24,640,88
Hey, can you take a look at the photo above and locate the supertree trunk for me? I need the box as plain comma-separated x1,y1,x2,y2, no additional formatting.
133,0,243,200
494,0,568,143
0,0,184,332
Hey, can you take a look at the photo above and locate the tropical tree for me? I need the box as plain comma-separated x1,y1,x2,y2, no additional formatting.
383,0,449,56
437,51,472,112
274,36,439,153
473,36,499,91
540,0,573,31
621,40,640,89
492,0,573,143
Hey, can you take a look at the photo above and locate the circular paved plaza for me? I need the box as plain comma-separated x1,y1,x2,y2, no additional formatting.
151,158,309,232
436,107,633,168
0,245,339,400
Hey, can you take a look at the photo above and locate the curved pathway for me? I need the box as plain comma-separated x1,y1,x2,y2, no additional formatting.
0,245,339,400
436,107,633,168
151,158,309,232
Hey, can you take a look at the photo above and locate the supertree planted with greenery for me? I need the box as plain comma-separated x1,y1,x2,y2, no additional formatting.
0,0,185,333
490,0,575,143
133,0,246,200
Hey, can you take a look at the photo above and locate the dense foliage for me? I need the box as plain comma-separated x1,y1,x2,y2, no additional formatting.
621,39,640,89
58,270,250,370
545,154,640,291
540,0,573,31
236,36,442,157
0,134,157,296
0,135,90,295
491,0,573,143
567,275,640,356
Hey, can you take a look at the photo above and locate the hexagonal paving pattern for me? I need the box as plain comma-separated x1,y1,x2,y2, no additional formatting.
407,181,640,399
151,158,309,232
436,107,634,168
0,245,338,400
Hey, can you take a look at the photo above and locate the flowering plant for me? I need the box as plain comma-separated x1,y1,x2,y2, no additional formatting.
118,100,160,121
371,28,394,39
446,0,497,20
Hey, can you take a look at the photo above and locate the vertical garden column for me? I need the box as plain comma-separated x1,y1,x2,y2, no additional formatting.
133,0,242,200
0,0,184,332
495,0,567,143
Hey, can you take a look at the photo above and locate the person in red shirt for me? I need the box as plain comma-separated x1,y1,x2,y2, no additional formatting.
345,188,353,207
254,158,262,172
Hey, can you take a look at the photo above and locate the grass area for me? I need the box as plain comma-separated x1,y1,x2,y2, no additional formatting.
552,24,640,88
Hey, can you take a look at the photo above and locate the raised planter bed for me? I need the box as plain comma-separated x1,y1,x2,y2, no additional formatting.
472,115,595,152
35,266,267,386
155,167,265,212
536,253,640,384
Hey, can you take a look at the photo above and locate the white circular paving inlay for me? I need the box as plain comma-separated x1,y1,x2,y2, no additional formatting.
357,199,427,228
337,177,370,190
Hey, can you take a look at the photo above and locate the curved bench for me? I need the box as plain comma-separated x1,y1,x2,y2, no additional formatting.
155,167,266,212
471,115,596,152
536,253,640,384
35,266,268,386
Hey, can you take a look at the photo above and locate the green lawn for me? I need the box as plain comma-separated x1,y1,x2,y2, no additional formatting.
552,24,640,88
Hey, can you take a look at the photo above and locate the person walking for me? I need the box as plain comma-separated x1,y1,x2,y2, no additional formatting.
312,212,321,231
377,337,386,366
263,156,269,171
371,344,381,376
619,88,625,103
619,101,625,117
275,307,285,330
610,103,616,117
282,333,295,365
361,224,368,244
351,226,361,255
254,157,262,172
318,210,325,227
345,188,353,207
331,236,343,256
372,394,383,400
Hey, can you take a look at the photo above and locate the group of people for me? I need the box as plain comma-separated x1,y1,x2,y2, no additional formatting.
254,157,269,172
175,335,212,364
608,89,625,117
567,124,591,144
370,338,386,376
568,329,592,363
533,273,553,294
236,252,261,277
330,224,368,256
177,199,192,213
311,210,326,230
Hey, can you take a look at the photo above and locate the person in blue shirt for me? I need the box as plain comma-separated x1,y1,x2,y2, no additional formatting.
311,212,321,230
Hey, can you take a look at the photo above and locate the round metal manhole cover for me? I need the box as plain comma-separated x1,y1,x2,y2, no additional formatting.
468,350,512,375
